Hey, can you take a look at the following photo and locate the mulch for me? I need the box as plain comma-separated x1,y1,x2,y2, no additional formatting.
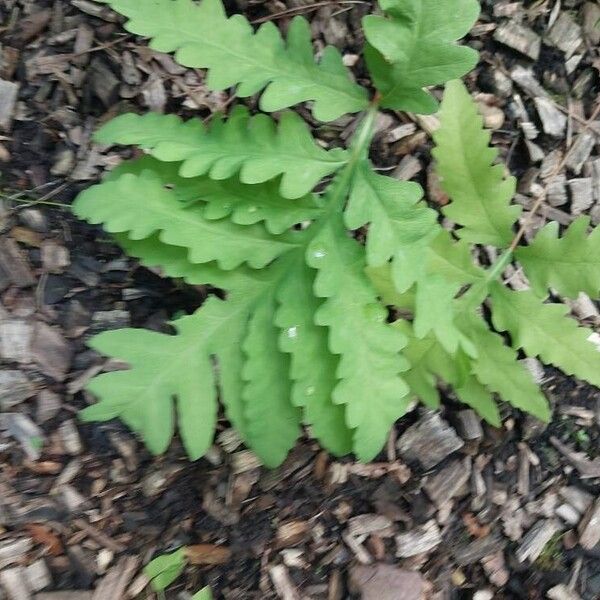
0,0,599,598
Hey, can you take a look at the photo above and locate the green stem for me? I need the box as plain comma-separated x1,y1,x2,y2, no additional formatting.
458,247,514,313
323,101,379,214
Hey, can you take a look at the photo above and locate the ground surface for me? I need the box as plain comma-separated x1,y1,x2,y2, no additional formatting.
0,0,600,599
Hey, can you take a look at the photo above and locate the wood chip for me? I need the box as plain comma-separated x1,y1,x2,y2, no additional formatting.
396,520,442,558
35,594,93,600
565,132,596,174
347,514,394,538
583,2,600,45
269,565,301,600
0,320,33,363
0,538,33,570
91,556,140,600
0,80,19,131
455,410,483,441
0,370,35,410
547,175,568,207
31,322,72,381
275,521,309,548
348,564,425,600
516,519,561,563
510,66,550,99
534,97,567,137
0,567,32,600
424,458,471,505
569,178,594,215
184,544,231,565
0,238,35,291
0,413,44,460
494,22,541,60
547,584,582,600
24,560,51,593
578,497,600,549
547,12,583,58
397,412,464,469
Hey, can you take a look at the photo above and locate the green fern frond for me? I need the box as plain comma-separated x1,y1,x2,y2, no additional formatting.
364,0,480,113
94,0,369,121
346,161,439,292
105,156,322,235
433,79,521,246
515,217,600,299
307,215,410,461
459,313,551,421
81,302,223,459
73,172,302,269
397,321,500,425
96,108,348,199
275,256,353,457
490,284,600,388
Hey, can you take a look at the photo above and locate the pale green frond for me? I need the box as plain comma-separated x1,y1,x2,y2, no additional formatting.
96,108,348,199
433,80,521,247
276,255,353,457
242,294,301,468
364,0,480,113
413,275,463,354
73,172,302,269
515,217,600,299
307,216,410,461
459,313,551,421
82,300,224,460
94,0,369,121
346,161,440,292
426,230,485,286
490,283,600,388
106,156,322,234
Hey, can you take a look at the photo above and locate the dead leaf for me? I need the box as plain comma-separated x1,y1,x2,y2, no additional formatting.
463,513,491,538
25,523,63,556
184,544,231,565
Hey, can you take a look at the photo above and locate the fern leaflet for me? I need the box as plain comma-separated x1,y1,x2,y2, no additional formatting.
96,108,349,199
515,217,600,299
433,79,521,246
364,0,480,113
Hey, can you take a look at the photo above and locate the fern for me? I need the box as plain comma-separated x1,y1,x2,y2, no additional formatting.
73,0,600,468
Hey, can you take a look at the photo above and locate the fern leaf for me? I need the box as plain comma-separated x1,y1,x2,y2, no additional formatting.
94,0,369,122
433,80,521,247
307,216,410,461
427,230,485,286
73,172,302,269
118,234,260,293
276,255,353,456
97,108,348,199
413,275,463,354
107,156,322,234
459,313,551,421
364,0,480,113
397,321,500,425
490,283,600,388
346,162,439,292
515,217,600,299
81,302,222,459
242,294,302,466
